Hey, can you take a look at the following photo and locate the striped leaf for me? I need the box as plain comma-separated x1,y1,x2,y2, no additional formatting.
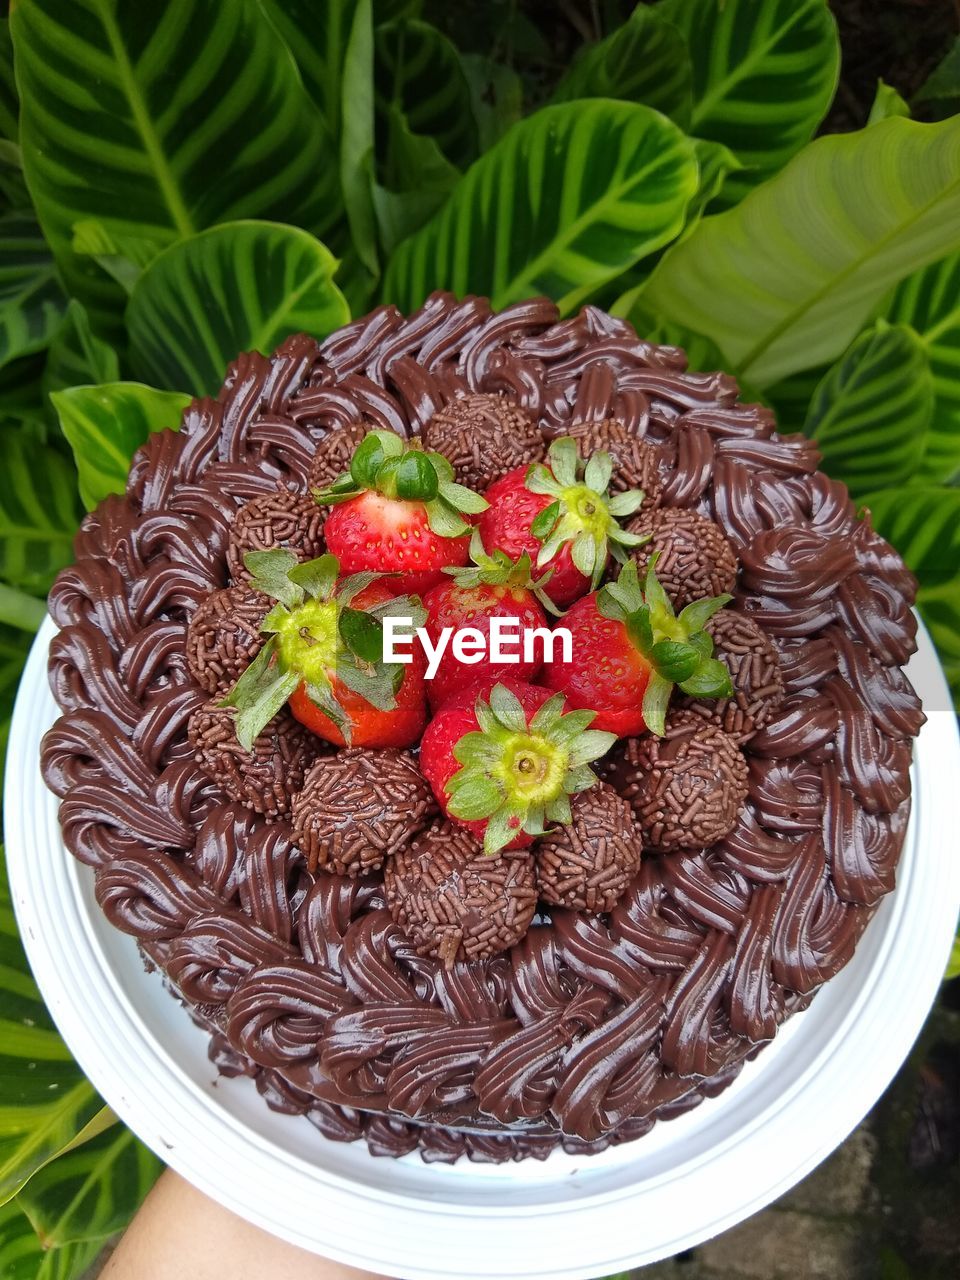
0,625,34,781
804,325,933,496
462,54,523,153
552,4,693,127
660,0,840,204
0,434,80,595
262,0,360,138
383,100,699,315
0,846,103,1205
913,36,960,121
0,1199,101,1280
0,214,66,371
42,302,120,404
17,1125,161,1249
52,383,191,511
11,0,344,333
126,221,350,397
642,116,960,388
883,252,960,483
0,20,17,145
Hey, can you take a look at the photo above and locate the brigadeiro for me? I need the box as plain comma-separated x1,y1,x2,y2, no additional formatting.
185,585,269,695
291,748,435,876
535,784,642,913
226,489,325,582
628,507,738,607
422,392,545,491
567,417,663,504
677,609,785,742
307,421,369,491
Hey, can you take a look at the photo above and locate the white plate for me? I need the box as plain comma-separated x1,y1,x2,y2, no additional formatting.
6,616,959,1279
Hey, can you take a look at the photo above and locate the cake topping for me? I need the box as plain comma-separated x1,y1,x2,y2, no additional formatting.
419,680,615,855
628,508,738,608
188,702,320,817
291,748,434,876
535,783,642,913
385,819,538,967
614,710,748,851
478,435,649,606
307,422,369,492
422,393,546,491
544,558,734,737
677,609,785,741
222,550,427,749
186,585,270,695
568,418,663,503
226,490,325,582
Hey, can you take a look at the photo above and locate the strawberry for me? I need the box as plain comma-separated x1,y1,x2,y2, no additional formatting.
542,557,734,737
478,436,647,607
419,679,615,854
222,548,428,749
421,532,555,712
316,429,488,595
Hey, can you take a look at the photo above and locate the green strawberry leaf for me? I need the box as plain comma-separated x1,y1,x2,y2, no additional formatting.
338,606,384,664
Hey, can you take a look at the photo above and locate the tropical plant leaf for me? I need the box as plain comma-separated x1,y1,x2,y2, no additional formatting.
804,324,933,496
52,383,190,511
660,0,840,203
946,926,960,981
552,3,692,127
17,1124,161,1249
0,213,66,371
340,0,380,276
69,222,161,296
461,54,522,152
0,846,104,1206
11,0,345,334
868,80,910,125
913,36,960,121
642,116,960,388
883,252,960,483
0,435,80,595
42,302,120,405
0,1199,102,1280
371,115,459,257
0,625,35,781
0,356,47,429
0,20,17,145
261,0,360,137
383,100,699,315
126,221,350,397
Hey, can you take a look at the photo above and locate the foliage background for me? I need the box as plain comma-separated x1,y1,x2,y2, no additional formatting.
0,0,957,1273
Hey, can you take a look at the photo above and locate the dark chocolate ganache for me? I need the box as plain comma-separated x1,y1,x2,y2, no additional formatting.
40,293,924,1164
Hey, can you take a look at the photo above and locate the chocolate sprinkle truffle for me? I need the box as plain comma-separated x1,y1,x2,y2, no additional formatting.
677,610,784,741
568,417,663,504
307,421,368,491
422,393,545,491
186,585,270,695
628,507,738,608
188,703,320,817
226,490,325,582
385,820,538,967
615,710,748,852
535,784,642,913
291,748,435,876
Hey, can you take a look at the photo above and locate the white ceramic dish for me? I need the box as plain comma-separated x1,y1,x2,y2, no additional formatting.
6,616,959,1279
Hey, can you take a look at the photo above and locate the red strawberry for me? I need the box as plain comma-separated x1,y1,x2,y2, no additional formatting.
222,548,427,749
543,558,734,737
478,436,647,607
421,533,554,712
317,429,487,595
419,679,615,854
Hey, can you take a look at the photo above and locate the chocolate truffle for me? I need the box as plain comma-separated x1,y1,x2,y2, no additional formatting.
291,748,435,876
186,585,270,695
226,490,325,582
535,784,642,913
677,609,784,741
568,418,663,503
188,703,320,817
385,820,538,967
628,507,738,607
307,422,368,491
615,710,748,852
422,393,545,491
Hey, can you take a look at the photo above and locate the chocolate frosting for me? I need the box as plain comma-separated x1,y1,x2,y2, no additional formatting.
41,293,923,1163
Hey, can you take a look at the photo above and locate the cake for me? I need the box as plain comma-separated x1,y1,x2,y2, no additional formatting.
41,293,924,1164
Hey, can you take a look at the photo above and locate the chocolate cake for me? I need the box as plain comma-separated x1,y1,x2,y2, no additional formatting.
41,294,924,1165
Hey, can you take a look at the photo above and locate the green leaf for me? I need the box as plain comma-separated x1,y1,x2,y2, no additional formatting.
0,625,34,781
552,4,693,127
912,36,960,121
642,117,960,388
70,221,160,295
42,302,120,405
461,54,522,153
261,0,359,136
52,383,190,512
338,607,384,664
0,213,66,371
126,221,350,397
0,434,80,595
12,0,345,334
17,1123,161,1248
883,252,960,483
245,549,303,609
383,100,699,315
341,0,379,277
868,81,910,125
946,926,960,981
660,0,840,205
0,20,18,146
0,1198,102,1280
804,325,933,496
0,846,104,1206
